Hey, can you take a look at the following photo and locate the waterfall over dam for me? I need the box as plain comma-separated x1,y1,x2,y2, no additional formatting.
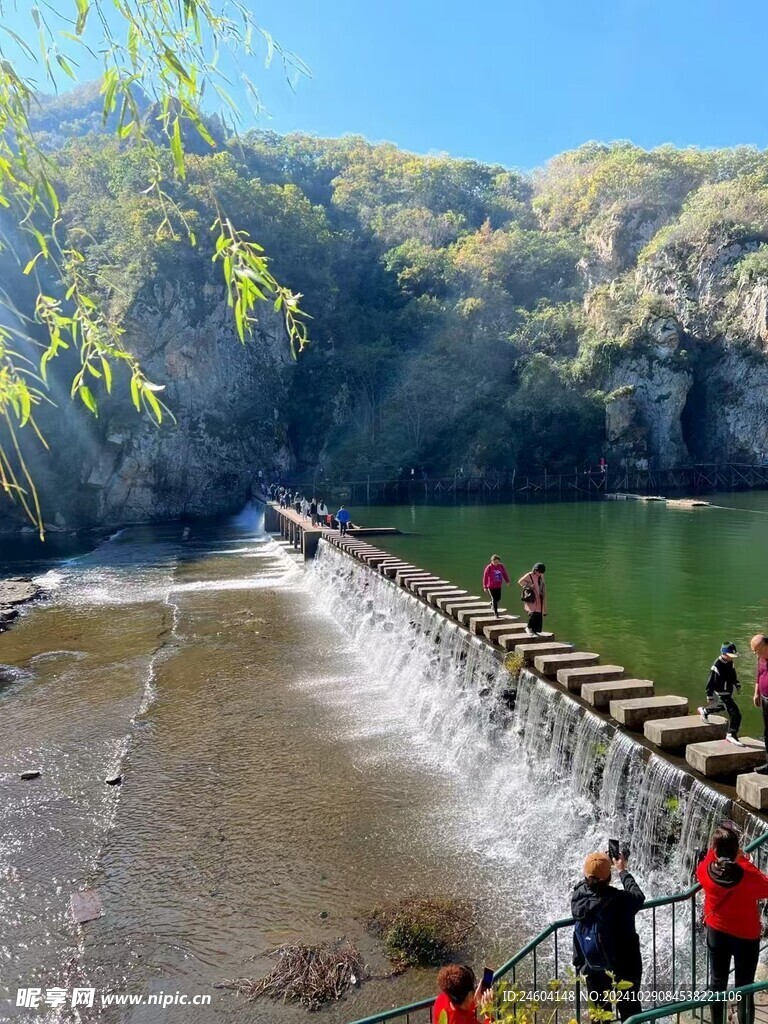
304,540,764,918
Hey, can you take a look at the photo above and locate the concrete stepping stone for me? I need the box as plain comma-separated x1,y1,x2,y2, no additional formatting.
557,665,625,693
581,678,654,710
404,575,442,591
483,621,523,641
468,610,518,634
432,590,469,609
409,579,450,595
395,569,434,585
517,641,574,663
686,737,765,778
644,714,728,749
380,561,414,577
497,631,555,651
535,650,599,677
453,603,494,623
422,585,461,603
442,598,486,615
361,552,388,566
460,602,507,626
736,771,768,810
609,695,688,731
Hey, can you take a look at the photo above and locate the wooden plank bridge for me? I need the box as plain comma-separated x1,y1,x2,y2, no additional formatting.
291,462,768,503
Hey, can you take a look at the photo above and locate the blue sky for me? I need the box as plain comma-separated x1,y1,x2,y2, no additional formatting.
256,0,768,169
8,0,768,169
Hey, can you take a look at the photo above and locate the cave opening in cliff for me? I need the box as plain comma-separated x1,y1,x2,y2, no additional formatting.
680,345,713,463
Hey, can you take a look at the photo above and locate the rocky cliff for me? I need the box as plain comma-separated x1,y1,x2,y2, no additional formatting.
586,214,768,469
10,248,291,531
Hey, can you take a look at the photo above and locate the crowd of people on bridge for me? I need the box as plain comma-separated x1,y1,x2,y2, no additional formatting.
435,821,768,1024
270,484,352,535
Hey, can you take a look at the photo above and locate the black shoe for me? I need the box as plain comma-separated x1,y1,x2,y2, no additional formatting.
755,764,768,775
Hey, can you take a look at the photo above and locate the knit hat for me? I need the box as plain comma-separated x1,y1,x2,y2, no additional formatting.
583,852,612,881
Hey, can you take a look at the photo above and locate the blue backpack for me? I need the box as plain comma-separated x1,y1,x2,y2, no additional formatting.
574,899,614,972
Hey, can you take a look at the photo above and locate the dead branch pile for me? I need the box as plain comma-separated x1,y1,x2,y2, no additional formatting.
224,942,365,1010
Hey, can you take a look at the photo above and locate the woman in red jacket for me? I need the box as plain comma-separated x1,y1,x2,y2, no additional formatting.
433,965,492,1024
696,823,768,1024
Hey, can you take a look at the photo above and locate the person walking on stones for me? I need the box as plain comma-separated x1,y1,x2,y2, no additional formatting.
335,505,351,537
518,563,546,635
697,822,768,1024
572,851,645,1022
751,633,768,774
482,554,510,618
699,642,744,746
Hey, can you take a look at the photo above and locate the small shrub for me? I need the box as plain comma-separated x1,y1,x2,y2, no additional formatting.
504,651,525,679
368,896,475,970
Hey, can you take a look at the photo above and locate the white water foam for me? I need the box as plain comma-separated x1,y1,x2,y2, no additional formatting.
296,540,741,980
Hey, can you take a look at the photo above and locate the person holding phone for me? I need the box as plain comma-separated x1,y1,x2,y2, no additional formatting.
572,850,645,1021
433,964,494,1024
696,822,768,1024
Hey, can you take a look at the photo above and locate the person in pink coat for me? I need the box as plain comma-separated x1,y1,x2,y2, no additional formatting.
518,562,547,635
482,554,510,617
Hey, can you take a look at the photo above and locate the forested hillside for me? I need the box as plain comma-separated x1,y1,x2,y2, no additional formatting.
6,85,768,525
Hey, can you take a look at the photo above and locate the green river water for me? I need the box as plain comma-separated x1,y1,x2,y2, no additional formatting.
354,491,768,736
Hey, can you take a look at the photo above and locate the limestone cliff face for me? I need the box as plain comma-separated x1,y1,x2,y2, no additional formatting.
603,319,692,468
597,236,768,466
20,251,291,530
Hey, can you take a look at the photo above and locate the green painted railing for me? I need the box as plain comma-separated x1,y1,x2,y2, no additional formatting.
623,980,768,1024
349,830,768,1024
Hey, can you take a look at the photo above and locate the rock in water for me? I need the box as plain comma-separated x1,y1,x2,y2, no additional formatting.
105,774,122,786
19,770,40,781
70,890,103,924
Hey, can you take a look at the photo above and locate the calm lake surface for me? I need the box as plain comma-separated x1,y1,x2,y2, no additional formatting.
355,491,768,734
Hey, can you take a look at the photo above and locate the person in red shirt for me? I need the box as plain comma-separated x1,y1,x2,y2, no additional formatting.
696,823,768,1024
482,555,511,618
750,633,768,774
433,965,493,1024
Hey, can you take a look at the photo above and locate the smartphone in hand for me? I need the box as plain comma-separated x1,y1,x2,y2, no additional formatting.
479,967,494,993
608,838,620,861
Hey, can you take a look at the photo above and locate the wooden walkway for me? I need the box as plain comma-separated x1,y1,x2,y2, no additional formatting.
286,462,768,504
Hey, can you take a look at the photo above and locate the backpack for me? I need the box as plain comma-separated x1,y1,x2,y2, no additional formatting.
574,898,614,972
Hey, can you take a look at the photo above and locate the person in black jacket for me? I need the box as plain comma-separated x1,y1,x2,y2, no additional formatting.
572,851,646,1021
699,642,744,746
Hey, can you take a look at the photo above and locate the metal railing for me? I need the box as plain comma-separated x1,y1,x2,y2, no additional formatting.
349,831,768,1024
623,981,768,1024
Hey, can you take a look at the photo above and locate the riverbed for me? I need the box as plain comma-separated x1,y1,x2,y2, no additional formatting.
0,498,761,1023
0,512,531,1023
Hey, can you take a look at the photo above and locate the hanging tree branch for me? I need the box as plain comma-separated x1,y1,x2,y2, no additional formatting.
0,0,310,536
